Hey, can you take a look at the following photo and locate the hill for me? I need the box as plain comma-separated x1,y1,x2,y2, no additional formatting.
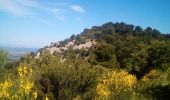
1,22,170,100
37,22,169,55
36,22,170,77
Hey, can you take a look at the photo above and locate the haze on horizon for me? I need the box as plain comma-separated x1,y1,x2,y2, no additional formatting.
0,0,170,48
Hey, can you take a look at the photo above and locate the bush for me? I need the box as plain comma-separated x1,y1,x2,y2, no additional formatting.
22,52,104,99
89,43,117,68
0,49,8,70
95,69,138,100
0,65,37,100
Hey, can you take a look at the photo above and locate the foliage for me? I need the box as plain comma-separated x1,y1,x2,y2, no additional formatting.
95,69,138,99
89,42,117,68
0,65,37,100
0,22,170,100
0,49,8,70
19,52,107,100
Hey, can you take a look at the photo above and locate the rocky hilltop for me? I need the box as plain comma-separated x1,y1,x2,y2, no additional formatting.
35,21,170,64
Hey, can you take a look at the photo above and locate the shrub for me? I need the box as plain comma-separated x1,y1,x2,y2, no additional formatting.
0,49,8,70
0,65,37,100
95,69,138,99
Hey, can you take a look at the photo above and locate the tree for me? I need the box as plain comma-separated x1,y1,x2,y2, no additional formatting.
125,24,134,33
70,34,75,41
94,43,114,62
89,43,117,68
0,49,8,70
134,26,143,36
148,40,170,70
114,22,126,34
144,27,153,36
152,29,161,38
135,26,143,33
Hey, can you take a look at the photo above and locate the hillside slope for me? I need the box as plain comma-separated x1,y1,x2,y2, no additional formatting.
1,22,170,100
37,22,169,54
36,22,170,77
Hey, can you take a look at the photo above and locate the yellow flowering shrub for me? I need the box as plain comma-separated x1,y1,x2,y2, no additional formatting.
96,70,137,99
18,65,34,95
0,65,37,100
0,79,12,98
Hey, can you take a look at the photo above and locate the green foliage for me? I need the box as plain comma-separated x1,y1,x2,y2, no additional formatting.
115,38,170,78
1,22,170,99
19,52,107,100
0,49,8,70
0,49,16,82
138,68,170,100
148,40,170,70
89,42,117,68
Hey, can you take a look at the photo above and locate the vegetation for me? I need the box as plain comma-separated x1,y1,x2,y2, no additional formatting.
0,49,8,70
0,22,170,100
96,70,138,100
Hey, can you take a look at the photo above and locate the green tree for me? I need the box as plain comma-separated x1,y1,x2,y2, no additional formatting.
0,49,8,70
89,43,117,68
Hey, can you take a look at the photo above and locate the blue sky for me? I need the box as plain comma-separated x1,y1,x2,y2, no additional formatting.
0,0,170,48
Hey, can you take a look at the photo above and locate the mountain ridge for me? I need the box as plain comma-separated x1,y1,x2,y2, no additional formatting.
33,21,170,78
35,21,170,58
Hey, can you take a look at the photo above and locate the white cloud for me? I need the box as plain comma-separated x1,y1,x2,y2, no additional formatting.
70,5,85,13
0,0,85,23
16,0,41,8
0,0,31,16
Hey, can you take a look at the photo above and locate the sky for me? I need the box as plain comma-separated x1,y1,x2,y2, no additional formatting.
0,0,170,48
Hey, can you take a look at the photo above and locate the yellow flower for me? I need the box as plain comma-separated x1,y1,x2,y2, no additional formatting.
23,67,27,74
17,65,35,95
0,79,13,98
96,70,137,98
96,84,111,96
30,68,33,73
24,82,34,94
0,65,36,99
33,91,38,99
45,94,49,100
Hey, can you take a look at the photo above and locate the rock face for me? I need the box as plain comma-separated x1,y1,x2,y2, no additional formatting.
35,39,96,58
47,47,62,54
35,52,40,59
73,39,96,50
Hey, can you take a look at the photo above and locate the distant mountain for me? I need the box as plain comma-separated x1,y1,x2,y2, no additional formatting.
0,46,38,61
